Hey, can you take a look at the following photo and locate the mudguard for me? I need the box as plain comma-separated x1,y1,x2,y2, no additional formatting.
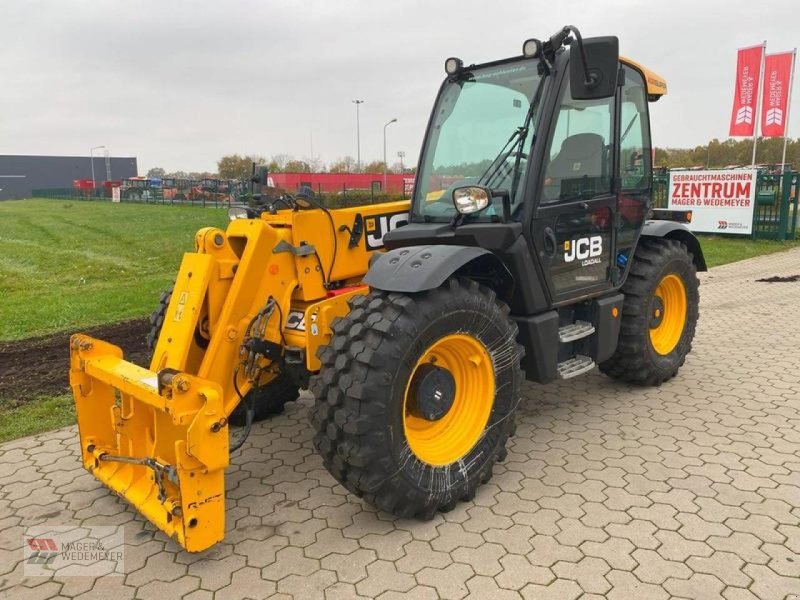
641,220,707,271
364,245,492,292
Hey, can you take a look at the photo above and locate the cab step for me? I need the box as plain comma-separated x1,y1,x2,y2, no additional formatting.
557,355,595,379
558,320,595,343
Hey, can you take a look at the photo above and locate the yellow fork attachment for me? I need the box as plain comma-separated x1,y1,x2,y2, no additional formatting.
69,334,229,552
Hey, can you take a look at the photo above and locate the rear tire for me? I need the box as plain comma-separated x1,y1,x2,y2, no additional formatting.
599,238,699,385
309,278,523,519
145,286,298,423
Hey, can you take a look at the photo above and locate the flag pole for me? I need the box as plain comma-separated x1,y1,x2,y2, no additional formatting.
780,49,797,175
752,40,767,166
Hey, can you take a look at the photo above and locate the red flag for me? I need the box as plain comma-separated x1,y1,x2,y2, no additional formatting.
729,45,764,137
761,51,795,137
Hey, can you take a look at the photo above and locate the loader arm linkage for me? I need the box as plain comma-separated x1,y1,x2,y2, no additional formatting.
69,201,409,551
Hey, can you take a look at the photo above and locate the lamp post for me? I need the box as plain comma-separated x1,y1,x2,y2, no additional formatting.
90,145,105,191
383,118,397,192
352,100,365,172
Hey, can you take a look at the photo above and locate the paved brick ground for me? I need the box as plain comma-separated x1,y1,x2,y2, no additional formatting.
2,248,800,600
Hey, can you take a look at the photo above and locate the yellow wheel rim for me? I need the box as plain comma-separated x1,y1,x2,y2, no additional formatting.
403,334,495,466
649,273,687,355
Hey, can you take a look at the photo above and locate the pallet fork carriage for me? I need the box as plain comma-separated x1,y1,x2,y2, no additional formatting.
70,26,705,552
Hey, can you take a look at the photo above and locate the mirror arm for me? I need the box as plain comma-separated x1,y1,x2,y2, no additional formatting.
490,189,512,223
562,25,599,89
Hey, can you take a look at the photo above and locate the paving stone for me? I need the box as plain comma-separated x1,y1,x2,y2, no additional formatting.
495,554,555,590
395,540,450,574
416,562,474,600
579,536,638,571
663,572,725,600
320,548,376,584
552,556,612,595
520,577,583,600
354,559,415,598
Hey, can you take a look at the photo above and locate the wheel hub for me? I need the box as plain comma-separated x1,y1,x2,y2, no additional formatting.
407,364,456,421
649,296,665,328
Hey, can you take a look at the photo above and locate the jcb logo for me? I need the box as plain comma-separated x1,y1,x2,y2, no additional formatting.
365,211,409,250
564,236,602,264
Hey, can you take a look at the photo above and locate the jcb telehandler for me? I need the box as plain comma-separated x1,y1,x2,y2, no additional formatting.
69,26,704,552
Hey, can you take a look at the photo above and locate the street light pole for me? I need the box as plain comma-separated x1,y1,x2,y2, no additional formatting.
383,118,397,192
352,100,365,172
90,145,105,193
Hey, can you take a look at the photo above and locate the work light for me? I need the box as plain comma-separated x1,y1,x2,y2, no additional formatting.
523,38,541,58
445,57,463,75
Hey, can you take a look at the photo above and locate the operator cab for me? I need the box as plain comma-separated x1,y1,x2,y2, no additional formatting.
380,26,674,316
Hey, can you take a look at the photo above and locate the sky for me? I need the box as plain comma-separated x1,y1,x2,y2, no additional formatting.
1,0,798,174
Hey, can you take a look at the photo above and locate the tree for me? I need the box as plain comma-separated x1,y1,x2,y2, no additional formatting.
217,154,266,179
362,160,388,174
284,159,312,173
328,156,357,173
167,170,189,179
147,167,166,178
268,154,292,173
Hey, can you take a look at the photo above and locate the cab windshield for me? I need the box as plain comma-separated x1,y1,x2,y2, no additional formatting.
412,59,544,222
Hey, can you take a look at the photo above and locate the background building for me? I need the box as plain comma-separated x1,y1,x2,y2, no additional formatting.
0,155,138,201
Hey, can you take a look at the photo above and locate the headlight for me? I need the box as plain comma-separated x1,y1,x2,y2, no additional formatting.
228,206,249,221
452,186,490,215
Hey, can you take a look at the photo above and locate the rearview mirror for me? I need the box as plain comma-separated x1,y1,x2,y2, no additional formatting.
452,186,490,215
569,35,619,100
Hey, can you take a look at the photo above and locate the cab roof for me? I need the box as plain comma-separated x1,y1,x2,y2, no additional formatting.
620,56,667,100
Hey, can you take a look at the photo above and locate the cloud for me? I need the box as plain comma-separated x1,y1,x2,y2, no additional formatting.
1,0,796,172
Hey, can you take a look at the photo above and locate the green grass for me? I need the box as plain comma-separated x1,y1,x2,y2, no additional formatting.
0,394,74,443
699,234,800,268
0,198,228,341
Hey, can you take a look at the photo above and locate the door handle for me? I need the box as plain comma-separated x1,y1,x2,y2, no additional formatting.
543,227,557,257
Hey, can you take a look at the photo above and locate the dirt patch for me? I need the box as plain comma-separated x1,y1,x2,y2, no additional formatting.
0,319,150,403
756,274,800,283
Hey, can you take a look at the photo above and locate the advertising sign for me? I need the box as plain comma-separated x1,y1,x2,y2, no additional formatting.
667,169,757,235
761,51,794,137
112,186,121,203
729,45,765,137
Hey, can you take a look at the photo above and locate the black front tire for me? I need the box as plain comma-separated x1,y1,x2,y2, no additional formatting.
600,238,699,386
309,278,523,519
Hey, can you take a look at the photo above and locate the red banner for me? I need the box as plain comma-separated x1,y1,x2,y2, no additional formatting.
761,52,794,137
729,45,764,137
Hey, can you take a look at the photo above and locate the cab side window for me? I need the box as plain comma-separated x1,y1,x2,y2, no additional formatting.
616,65,653,264
543,72,615,203
619,65,651,191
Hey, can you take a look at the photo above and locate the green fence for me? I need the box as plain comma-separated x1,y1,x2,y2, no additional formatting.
31,188,233,209
31,187,409,210
653,171,799,240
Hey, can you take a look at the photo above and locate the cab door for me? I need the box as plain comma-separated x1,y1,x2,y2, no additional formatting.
531,68,618,304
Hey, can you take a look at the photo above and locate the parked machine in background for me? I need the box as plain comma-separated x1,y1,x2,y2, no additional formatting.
69,26,704,552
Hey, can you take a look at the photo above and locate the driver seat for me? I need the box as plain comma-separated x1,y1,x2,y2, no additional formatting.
545,133,606,199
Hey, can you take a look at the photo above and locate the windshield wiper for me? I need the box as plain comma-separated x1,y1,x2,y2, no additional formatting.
478,127,525,186
479,83,543,197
